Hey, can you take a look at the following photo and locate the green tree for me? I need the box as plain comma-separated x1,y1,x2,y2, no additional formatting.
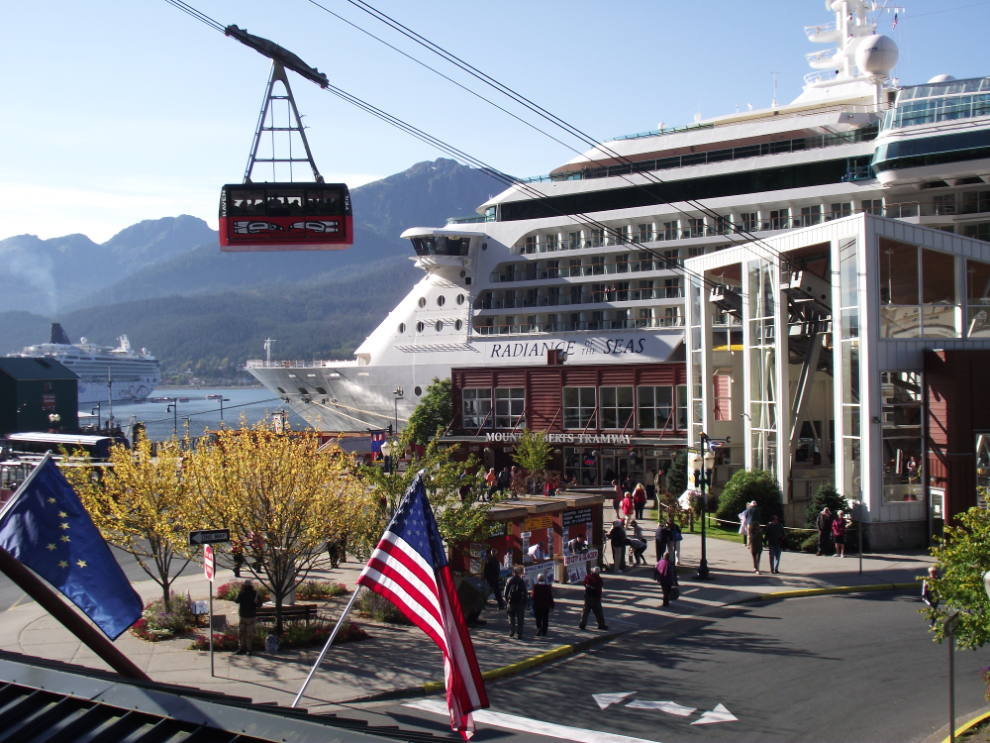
924,503,990,648
666,450,688,496
405,377,453,445
805,482,848,527
714,469,783,524
353,431,490,563
511,429,553,493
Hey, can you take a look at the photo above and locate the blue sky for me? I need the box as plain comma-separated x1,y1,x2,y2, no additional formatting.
1,0,987,242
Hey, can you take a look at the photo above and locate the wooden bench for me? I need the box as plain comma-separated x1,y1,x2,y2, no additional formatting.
254,603,319,626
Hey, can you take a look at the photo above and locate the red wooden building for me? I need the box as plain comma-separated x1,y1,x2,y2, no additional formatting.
444,359,688,488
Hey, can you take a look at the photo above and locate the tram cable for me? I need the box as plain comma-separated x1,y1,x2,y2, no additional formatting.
329,0,790,267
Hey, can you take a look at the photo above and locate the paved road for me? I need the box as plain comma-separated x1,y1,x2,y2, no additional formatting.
0,544,201,612
357,591,990,743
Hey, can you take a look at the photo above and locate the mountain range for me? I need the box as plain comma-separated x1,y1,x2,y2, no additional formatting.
0,159,502,381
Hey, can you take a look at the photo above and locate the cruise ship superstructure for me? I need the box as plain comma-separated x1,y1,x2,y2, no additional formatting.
14,324,162,406
247,0,990,432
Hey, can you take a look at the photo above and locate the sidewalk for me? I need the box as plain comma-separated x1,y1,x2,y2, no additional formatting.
0,517,932,713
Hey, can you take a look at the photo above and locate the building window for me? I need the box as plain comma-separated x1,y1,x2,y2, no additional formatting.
637,223,653,243
839,237,861,501
967,257,990,336
964,223,990,243
564,387,596,429
829,202,852,220
495,387,525,428
879,237,959,338
881,372,924,503
663,221,678,240
676,384,688,430
800,204,822,226
713,374,732,421
462,388,492,429
861,199,883,216
599,386,634,429
568,231,580,249
638,386,673,430
741,212,758,232
770,208,790,230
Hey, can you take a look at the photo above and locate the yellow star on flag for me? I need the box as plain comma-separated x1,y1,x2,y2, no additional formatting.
76,560,87,569
60,523,70,530
58,561,68,569
46,543,56,551
59,512,67,518
60,535,70,543
47,498,56,504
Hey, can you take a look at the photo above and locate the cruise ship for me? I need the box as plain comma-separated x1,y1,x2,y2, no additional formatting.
246,0,990,432
14,324,162,405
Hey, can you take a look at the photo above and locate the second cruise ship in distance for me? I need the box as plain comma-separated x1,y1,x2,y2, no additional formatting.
246,0,990,433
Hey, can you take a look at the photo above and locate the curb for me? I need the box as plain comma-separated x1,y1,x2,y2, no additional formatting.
943,709,990,743
341,581,922,706
733,581,921,604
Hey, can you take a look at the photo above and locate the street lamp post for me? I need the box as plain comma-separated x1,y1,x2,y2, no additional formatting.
691,434,716,581
393,387,403,435
48,413,61,432
380,439,393,476
219,397,230,424
91,403,101,431
166,402,178,437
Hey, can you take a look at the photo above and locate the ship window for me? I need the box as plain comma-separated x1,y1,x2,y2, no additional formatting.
437,295,446,307
415,386,422,396
599,386,633,429
455,320,463,331
316,387,328,395
637,386,673,430
456,294,465,305
495,388,525,428
276,387,286,393
298,387,309,395
463,388,492,429
416,321,425,333
564,387,596,429
398,323,406,333
435,320,444,332
418,298,426,308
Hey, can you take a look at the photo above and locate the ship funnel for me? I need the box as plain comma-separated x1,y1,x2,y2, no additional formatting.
50,323,71,345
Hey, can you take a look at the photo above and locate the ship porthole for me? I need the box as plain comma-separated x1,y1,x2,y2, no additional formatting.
415,386,422,396
455,320,463,331
437,295,446,307
418,297,426,308
416,321,425,333
435,320,443,332
482,243,488,251
398,322,406,334
456,294,465,305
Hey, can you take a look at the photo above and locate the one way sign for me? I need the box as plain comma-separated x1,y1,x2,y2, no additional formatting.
188,529,231,546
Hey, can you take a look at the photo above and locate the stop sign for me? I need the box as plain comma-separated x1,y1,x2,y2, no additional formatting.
204,544,215,582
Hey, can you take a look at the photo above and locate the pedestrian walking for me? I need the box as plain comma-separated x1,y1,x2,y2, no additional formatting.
667,517,683,565
504,565,528,638
579,567,608,630
655,519,670,562
765,514,786,574
232,541,245,578
832,510,848,557
612,480,623,519
653,553,679,606
483,549,505,609
627,520,648,566
816,507,834,556
749,522,765,574
235,580,261,655
621,492,635,526
632,483,648,520
608,520,627,573
531,574,555,636
922,565,940,625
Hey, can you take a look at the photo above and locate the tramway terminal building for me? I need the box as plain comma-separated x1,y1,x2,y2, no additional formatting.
685,212,990,550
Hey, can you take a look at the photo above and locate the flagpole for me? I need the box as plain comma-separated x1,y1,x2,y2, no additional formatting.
291,585,362,708
0,545,149,681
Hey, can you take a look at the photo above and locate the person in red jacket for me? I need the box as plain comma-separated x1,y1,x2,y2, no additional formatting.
621,492,635,527
531,574,555,637
632,483,648,520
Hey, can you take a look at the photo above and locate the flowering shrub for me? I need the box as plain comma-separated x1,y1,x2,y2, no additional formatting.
296,580,349,600
188,619,367,652
357,590,412,625
216,581,270,603
131,593,196,641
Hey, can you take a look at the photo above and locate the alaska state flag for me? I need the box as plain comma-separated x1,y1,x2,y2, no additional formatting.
0,456,143,639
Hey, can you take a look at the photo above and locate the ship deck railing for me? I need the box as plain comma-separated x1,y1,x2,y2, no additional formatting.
472,317,685,336
245,359,357,369
474,288,685,311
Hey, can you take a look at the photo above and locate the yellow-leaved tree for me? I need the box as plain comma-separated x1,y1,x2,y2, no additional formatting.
64,438,197,611
186,422,365,633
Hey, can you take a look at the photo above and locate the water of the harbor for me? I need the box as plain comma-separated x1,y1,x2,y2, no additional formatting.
94,387,307,442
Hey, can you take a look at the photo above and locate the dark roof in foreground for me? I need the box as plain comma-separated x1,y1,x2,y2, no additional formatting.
0,650,454,743
0,357,78,381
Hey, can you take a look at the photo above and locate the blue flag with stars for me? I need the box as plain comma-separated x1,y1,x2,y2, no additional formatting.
0,457,143,639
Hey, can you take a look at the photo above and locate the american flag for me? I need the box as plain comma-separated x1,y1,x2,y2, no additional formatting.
357,475,488,738
370,430,387,454
893,12,898,29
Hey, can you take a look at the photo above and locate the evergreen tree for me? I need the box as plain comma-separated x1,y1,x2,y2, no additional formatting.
805,482,848,527
666,449,688,496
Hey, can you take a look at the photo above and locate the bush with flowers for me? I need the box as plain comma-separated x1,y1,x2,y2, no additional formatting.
131,593,196,642
188,618,368,652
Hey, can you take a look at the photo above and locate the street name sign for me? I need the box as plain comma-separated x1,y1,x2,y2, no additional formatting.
189,529,231,546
